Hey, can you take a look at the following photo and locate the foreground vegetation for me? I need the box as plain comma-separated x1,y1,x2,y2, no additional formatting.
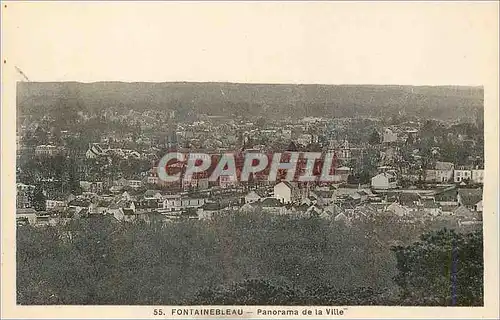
17,212,483,305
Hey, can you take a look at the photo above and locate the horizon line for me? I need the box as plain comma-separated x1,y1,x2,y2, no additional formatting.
16,80,484,88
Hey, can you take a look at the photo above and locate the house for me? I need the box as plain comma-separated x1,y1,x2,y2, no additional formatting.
128,179,143,189
333,139,351,161
88,181,104,194
108,199,136,217
371,173,397,190
67,198,91,211
453,206,479,220
259,197,286,214
197,178,210,190
244,190,265,204
134,199,162,213
273,181,303,204
16,183,35,209
457,189,483,212
86,143,107,159
197,202,227,220
89,200,111,215
454,168,472,183
114,208,138,222
425,162,454,183
219,175,238,188
333,166,351,183
434,189,458,206
333,212,351,226
435,161,454,180
421,200,441,216
239,202,256,213
475,200,483,213
386,202,408,217
35,214,51,227
143,190,163,201
35,145,60,157
397,192,421,207
311,190,335,205
322,203,344,217
17,208,37,225
45,199,66,210
441,204,459,215
115,178,129,188
162,195,206,212
383,129,398,144
471,169,484,184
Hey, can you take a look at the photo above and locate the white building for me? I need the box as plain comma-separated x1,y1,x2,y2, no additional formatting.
274,182,293,204
35,145,60,157
383,129,398,144
16,183,35,209
219,175,237,188
273,181,306,204
371,172,397,190
45,199,66,210
128,180,143,189
426,162,454,183
245,190,266,204
163,195,206,212
454,169,472,183
85,143,107,159
471,169,484,184
297,134,313,146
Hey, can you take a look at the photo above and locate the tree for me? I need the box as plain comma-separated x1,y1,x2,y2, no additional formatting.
368,130,381,145
32,185,46,211
391,228,483,306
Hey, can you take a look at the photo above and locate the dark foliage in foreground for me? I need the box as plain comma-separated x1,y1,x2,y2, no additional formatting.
189,280,398,306
392,228,483,306
16,212,482,306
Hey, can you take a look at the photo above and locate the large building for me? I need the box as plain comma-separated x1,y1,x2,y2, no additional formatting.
273,181,307,204
35,145,61,157
371,172,397,190
16,183,35,209
425,161,454,183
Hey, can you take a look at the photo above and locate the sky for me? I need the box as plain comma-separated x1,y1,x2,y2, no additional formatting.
2,1,498,85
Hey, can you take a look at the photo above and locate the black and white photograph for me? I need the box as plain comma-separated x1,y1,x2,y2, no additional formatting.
2,1,499,319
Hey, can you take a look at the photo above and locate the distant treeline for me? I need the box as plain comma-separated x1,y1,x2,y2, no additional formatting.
17,211,483,306
17,82,483,122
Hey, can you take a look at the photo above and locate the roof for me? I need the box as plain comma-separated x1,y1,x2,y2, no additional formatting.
434,190,458,202
398,192,420,205
275,181,295,190
386,202,408,216
17,208,37,215
68,199,91,207
441,205,459,212
122,208,135,215
261,197,284,207
246,190,266,198
336,166,351,171
458,189,483,206
314,190,334,199
454,206,475,218
422,200,440,208
372,172,394,179
144,190,161,198
334,213,348,222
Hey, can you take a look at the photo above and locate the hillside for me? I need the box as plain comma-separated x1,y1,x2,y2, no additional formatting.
17,82,484,121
